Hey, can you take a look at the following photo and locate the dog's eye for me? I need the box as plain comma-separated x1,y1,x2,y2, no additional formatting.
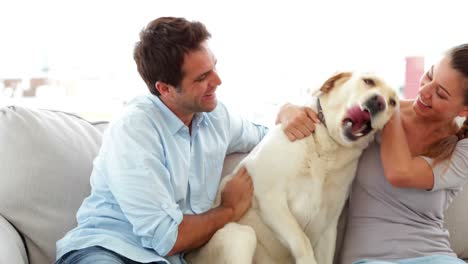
363,78,376,86
389,98,397,107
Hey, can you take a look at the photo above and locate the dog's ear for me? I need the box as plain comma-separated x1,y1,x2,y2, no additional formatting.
320,72,353,93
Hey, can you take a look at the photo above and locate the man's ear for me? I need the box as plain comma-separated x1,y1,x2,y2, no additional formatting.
155,81,171,96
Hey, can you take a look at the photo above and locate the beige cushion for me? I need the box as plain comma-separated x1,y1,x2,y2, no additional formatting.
445,186,468,259
0,106,104,264
0,215,27,264
221,153,247,178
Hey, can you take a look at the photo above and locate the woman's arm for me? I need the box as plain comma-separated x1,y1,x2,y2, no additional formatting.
380,111,435,189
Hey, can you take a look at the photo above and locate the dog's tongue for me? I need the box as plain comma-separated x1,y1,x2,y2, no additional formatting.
348,106,370,133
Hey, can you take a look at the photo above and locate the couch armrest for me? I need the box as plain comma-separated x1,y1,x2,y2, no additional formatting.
0,215,28,264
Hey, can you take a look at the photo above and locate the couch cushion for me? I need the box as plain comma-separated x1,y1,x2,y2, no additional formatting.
0,214,28,264
221,152,248,178
0,106,106,264
445,186,468,259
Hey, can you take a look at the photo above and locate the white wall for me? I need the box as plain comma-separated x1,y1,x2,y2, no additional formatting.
1,0,467,122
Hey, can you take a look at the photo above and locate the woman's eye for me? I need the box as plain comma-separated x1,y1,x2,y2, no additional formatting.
420,74,431,86
436,91,446,99
425,73,432,81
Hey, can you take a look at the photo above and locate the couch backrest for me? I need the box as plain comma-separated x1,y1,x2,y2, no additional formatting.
0,106,106,264
1,106,467,263
445,184,468,259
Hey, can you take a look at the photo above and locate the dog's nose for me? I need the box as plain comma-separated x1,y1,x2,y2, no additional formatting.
365,95,386,115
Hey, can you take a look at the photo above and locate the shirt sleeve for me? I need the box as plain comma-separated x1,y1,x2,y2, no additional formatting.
422,139,468,191
220,103,268,154
100,112,182,256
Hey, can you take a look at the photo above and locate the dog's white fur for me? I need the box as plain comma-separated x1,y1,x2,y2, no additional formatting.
186,72,399,264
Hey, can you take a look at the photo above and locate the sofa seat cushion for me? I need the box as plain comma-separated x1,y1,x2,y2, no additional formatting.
0,214,28,264
445,185,468,260
0,106,106,264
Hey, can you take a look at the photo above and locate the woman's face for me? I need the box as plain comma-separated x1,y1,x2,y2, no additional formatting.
414,56,468,121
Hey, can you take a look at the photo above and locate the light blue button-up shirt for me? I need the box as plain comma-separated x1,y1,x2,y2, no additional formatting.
56,94,268,263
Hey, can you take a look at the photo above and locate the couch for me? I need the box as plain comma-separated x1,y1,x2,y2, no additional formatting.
1,105,467,264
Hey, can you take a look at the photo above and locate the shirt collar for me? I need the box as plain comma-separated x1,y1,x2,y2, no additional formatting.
193,112,207,128
150,95,208,135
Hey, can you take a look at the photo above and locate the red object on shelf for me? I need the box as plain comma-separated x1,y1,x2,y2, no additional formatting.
404,56,425,99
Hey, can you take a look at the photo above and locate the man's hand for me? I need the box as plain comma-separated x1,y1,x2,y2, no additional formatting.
168,167,253,256
220,167,254,221
276,103,321,141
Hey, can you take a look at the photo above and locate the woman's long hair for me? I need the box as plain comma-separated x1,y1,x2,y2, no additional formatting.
425,44,468,164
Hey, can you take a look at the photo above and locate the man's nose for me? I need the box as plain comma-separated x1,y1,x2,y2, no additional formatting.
212,70,222,86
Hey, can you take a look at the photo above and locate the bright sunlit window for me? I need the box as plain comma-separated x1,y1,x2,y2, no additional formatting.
1,0,467,124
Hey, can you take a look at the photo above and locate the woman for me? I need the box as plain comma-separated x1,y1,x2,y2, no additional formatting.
340,44,468,264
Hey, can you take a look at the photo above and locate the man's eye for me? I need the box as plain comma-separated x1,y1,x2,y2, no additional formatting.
195,74,207,82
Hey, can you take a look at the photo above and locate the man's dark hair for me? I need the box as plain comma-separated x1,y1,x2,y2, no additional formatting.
133,17,211,96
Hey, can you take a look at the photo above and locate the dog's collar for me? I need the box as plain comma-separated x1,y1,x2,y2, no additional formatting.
316,97,327,128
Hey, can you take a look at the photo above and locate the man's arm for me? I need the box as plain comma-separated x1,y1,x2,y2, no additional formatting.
167,207,233,256
224,102,318,154
167,167,253,255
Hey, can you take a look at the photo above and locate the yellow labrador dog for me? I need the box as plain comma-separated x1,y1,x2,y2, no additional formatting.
187,72,399,264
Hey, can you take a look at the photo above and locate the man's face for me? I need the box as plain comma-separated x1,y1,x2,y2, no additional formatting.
161,41,222,123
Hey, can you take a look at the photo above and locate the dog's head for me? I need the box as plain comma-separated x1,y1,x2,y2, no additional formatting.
317,72,399,147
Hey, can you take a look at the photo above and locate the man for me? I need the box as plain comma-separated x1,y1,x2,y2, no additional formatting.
56,17,318,264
